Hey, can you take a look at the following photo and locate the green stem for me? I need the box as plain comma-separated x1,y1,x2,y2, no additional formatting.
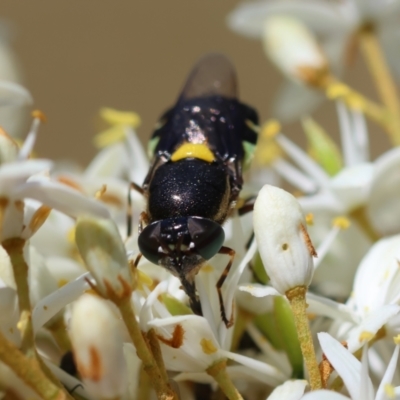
117,297,178,400
2,238,35,357
0,329,72,400
360,28,400,146
146,328,169,383
46,317,72,353
206,359,243,400
286,286,322,390
136,364,153,400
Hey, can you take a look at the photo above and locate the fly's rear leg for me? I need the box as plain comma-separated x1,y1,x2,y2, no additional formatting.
238,196,255,216
216,246,236,328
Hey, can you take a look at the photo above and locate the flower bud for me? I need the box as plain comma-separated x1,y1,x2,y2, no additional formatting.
253,185,316,294
70,294,128,399
263,16,329,87
75,216,132,300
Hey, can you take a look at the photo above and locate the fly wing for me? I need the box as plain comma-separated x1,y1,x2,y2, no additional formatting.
179,53,237,101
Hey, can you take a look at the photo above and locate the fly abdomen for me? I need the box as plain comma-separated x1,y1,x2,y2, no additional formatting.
148,159,229,221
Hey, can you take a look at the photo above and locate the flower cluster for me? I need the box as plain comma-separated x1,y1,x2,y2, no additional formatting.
2,3,400,399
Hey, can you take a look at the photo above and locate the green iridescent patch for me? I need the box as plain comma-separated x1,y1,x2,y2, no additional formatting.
147,136,160,159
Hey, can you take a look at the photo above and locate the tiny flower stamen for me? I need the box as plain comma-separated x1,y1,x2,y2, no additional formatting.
200,338,218,354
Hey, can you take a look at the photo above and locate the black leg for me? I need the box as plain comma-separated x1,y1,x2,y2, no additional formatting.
216,246,236,328
238,196,255,216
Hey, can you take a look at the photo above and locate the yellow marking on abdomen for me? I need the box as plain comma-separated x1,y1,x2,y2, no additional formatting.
171,142,215,162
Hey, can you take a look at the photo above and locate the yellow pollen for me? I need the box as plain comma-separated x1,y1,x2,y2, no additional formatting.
393,334,400,345
261,119,281,139
67,227,76,244
100,107,141,128
359,331,374,342
29,205,52,234
58,279,69,288
137,270,153,290
305,213,314,225
171,143,215,163
200,338,218,354
326,82,351,100
253,138,282,166
332,216,351,229
201,264,214,273
31,109,47,122
384,384,395,399
95,185,107,199
93,125,125,148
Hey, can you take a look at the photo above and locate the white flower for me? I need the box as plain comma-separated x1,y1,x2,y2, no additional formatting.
228,0,400,120
75,216,132,299
0,23,32,138
262,16,328,87
70,294,128,400
266,379,308,400
253,184,316,294
266,104,400,297
302,333,400,400
139,281,287,387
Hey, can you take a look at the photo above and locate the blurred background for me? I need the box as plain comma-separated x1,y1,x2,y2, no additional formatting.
2,1,383,166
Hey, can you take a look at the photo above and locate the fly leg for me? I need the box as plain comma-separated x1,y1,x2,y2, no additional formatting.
132,211,149,269
238,196,256,216
216,246,236,328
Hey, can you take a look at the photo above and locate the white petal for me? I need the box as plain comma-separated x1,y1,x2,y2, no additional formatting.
263,16,327,83
85,142,128,179
271,82,323,123
32,272,91,332
302,390,349,400
238,283,280,298
318,332,374,399
0,79,33,107
227,0,350,39
70,294,128,399
267,380,308,400
352,234,400,313
219,349,287,386
0,159,52,195
306,292,357,323
13,180,110,218
346,305,400,353
367,147,400,235
148,315,222,372
329,163,373,212
275,134,330,189
376,345,400,400
124,127,149,184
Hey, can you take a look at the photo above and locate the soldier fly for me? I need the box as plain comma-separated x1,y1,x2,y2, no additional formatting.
132,54,259,326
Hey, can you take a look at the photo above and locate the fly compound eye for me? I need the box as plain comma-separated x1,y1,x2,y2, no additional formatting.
138,221,163,265
187,217,225,260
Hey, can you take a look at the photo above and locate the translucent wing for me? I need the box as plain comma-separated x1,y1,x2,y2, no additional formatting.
179,53,237,101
